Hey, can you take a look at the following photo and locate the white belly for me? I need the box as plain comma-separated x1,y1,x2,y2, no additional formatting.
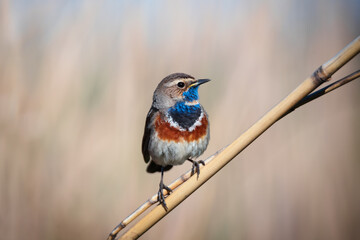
148,131,209,166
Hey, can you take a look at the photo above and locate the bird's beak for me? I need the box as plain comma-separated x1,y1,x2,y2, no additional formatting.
189,79,211,88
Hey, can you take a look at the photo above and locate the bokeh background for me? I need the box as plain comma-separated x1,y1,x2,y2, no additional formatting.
1,1,360,239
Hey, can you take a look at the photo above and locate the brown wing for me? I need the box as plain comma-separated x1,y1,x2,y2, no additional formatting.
141,107,158,163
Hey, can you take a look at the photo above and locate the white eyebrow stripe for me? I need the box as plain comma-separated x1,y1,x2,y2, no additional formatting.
164,78,194,87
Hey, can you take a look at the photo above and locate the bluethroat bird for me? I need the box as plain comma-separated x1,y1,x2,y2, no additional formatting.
142,73,210,210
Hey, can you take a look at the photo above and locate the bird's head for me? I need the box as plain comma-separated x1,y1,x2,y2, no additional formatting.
152,73,210,110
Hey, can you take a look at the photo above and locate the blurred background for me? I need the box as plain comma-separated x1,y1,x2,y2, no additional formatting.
1,1,360,239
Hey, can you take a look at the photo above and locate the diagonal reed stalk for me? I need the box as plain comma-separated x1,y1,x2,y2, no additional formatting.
108,72,360,240
108,35,360,240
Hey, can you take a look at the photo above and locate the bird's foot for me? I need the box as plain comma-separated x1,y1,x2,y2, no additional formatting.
188,159,205,179
157,182,172,211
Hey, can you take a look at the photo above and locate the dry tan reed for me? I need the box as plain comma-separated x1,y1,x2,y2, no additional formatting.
107,36,360,239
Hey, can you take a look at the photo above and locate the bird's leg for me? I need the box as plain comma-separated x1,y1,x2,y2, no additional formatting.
157,166,172,211
187,159,205,179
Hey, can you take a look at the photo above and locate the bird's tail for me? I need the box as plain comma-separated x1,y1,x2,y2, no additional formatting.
146,161,173,173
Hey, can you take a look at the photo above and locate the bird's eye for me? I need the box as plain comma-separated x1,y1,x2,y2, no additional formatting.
177,82,185,88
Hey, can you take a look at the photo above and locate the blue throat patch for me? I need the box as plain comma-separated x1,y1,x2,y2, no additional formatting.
168,86,202,129
183,85,199,102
